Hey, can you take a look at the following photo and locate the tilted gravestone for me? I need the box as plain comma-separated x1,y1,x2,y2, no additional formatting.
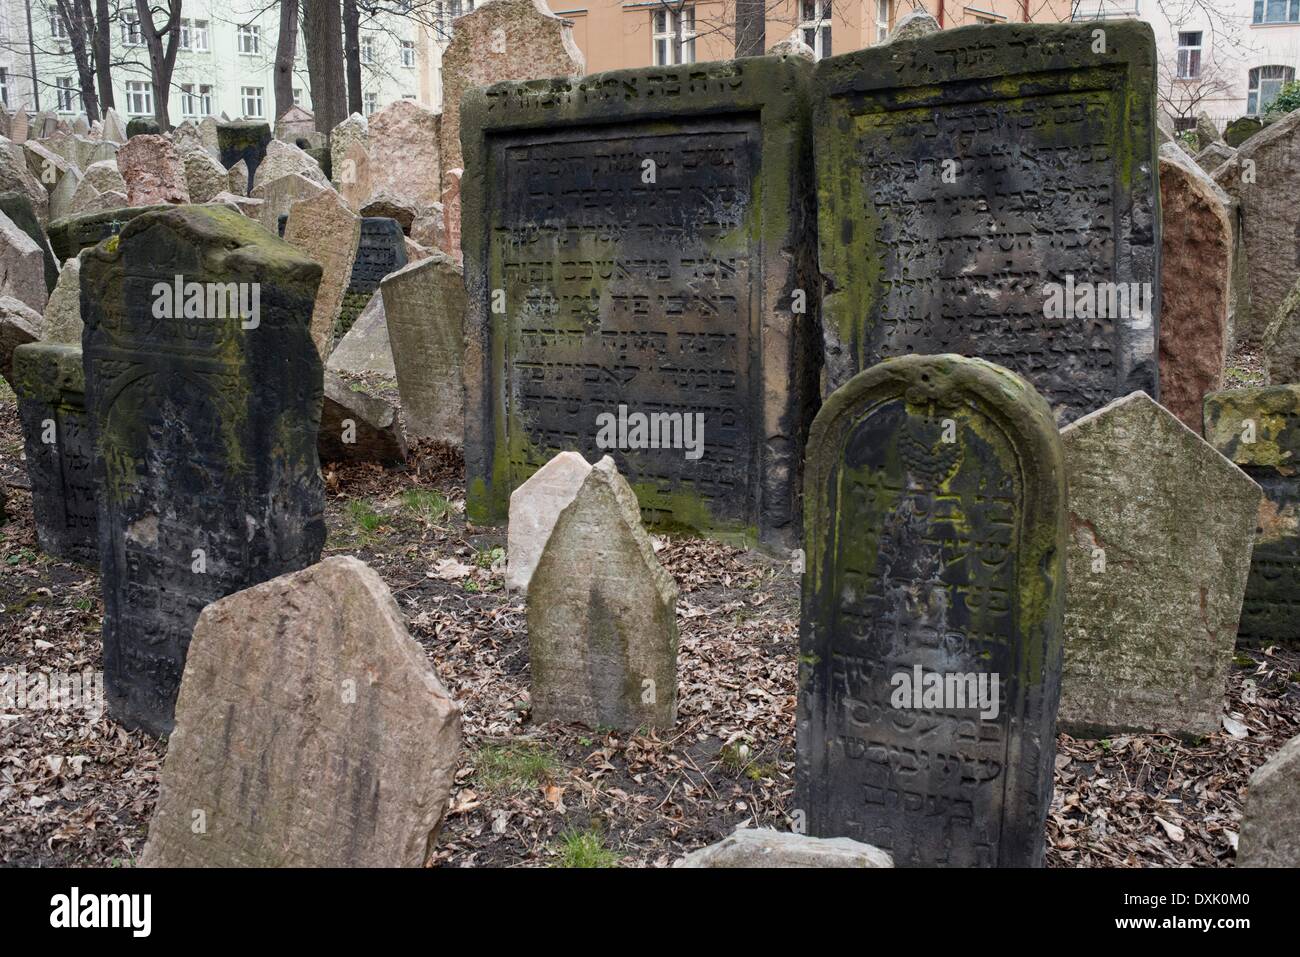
527,456,678,730
1059,392,1260,739
339,217,406,343
140,557,463,867
814,22,1160,425
1237,731,1300,867
461,56,819,548
380,252,464,443
795,355,1066,867
216,121,272,194
0,191,59,292
82,205,327,736
282,188,360,357
12,342,97,563
1204,385,1300,646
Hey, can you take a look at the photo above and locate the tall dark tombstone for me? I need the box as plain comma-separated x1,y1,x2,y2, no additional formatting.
336,217,407,344
47,206,170,262
217,121,272,194
460,56,820,548
81,205,327,736
814,22,1160,425
795,355,1066,866
12,342,98,563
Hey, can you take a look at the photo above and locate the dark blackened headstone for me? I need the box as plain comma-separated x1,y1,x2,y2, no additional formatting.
814,22,1160,425
12,342,98,563
1204,384,1300,646
126,117,161,138
460,57,819,547
82,205,327,736
47,205,170,262
795,355,1066,867
0,191,59,292
336,216,406,342
217,121,272,194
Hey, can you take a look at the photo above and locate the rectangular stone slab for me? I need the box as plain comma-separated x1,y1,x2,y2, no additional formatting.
813,22,1160,425
460,56,819,548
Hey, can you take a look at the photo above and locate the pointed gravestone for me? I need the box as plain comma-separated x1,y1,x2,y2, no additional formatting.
283,188,360,357
43,254,81,342
274,105,316,144
326,291,394,378
1204,385,1300,646
506,450,592,593
12,342,97,563
814,22,1159,425
341,216,406,341
796,355,1066,867
251,139,328,192
1237,731,1300,867
1059,391,1260,739
380,251,462,442
0,210,48,312
249,172,325,233
527,456,678,730
140,556,462,867
82,205,327,735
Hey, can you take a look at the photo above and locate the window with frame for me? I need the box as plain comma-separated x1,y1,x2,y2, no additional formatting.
876,0,890,43
1177,31,1202,79
401,40,415,67
293,88,303,106
120,13,140,45
800,0,831,59
363,92,378,115
181,83,212,117
1253,0,1300,23
238,24,261,54
180,18,209,51
361,35,374,64
652,7,695,66
1248,65,1296,113
55,76,78,112
241,86,264,118
125,80,152,116
48,4,68,40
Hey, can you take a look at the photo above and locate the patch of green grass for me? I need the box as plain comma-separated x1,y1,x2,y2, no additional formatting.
1233,653,1256,667
475,741,559,793
73,597,94,612
473,546,504,570
718,740,752,775
554,828,620,868
5,548,37,567
346,499,384,534
401,488,451,521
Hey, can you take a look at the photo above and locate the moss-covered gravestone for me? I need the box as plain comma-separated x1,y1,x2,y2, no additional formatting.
216,121,272,194
47,205,170,262
460,56,819,548
82,205,327,736
12,342,97,563
1223,116,1263,149
814,22,1160,425
1204,385,1300,646
795,355,1066,867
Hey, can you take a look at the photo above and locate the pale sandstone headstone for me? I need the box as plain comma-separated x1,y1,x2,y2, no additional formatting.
198,117,220,159
0,139,49,223
506,451,592,593
0,210,48,312
360,193,416,233
526,457,678,730
83,157,126,194
250,172,327,233
337,139,371,211
226,159,249,196
1195,110,1222,150
767,33,816,60
329,113,368,190
116,134,190,205
1059,391,1261,739
367,100,441,211
180,146,229,204
284,188,361,356
10,109,28,144
251,138,328,192
47,163,82,221
43,255,81,342
379,251,465,442
0,295,45,388
139,556,462,867
1261,275,1300,383
1237,731,1300,867
275,105,317,143
326,291,395,378
674,828,893,868
101,108,127,144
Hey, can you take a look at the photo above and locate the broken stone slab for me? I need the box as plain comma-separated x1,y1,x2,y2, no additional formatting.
251,138,329,193
1194,141,1235,174
250,172,327,234
319,370,407,464
283,188,360,357
1195,110,1222,150
326,290,395,378
1237,731,1300,867
506,450,592,594
674,828,894,868
139,556,462,867
0,190,59,292
527,456,678,730
1261,274,1300,384
43,254,81,342
1060,391,1261,739
360,193,416,234
117,134,190,205
0,210,48,312
0,294,45,388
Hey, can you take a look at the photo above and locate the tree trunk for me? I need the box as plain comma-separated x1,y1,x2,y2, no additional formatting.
135,0,182,130
93,0,114,110
303,0,347,133
274,0,299,122
343,0,362,118
56,0,101,121
734,0,764,57
24,0,40,110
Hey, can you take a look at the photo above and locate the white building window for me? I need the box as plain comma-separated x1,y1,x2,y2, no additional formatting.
120,13,140,45
125,80,152,116
180,18,209,51
293,88,303,106
875,0,890,43
652,7,694,65
1253,0,1300,24
238,24,261,54
364,92,378,115
1176,31,1202,79
800,0,831,59
48,5,68,40
1248,65,1296,114
55,76,78,113
361,35,374,64
401,40,415,67
181,83,212,117
241,86,264,118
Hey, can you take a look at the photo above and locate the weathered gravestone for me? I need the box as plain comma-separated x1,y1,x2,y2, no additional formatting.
216,121,272,194
1237,731,1300,867
1194,142,1235,174
1204,385,1300,646
0,191,59,292
462,57,819,547
0,295,44,387
1157,148,1232,433
326,291,394,378
367,100,441,213
1261,275,1300,383
813,22,1160,425
506,449,591,593
1059,391,1260,739
140,556,462,867
44,254,82,342
795,355,1066,867
82,205,327,736
339,216,406,343
674,827,893,868
47,205,169,261
1223,116,1263,148
117,134,190,206
319,370,406,464
283,188,360,357
11,343,97,563
527,456,678,730
0,209,48,312
380,251,463,442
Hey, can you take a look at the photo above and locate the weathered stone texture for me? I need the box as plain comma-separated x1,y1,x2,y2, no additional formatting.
217,121,272,193
506,450,591,593
116,134,190,206
1237,731,1300,867
0,294,44,388
43,254,81,342
0,209,48,312
674,828,894,868
283,188,361,356
319,371,407,464
367,100,441,212
326,291,395,378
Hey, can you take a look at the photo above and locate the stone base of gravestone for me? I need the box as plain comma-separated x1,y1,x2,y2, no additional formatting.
140,556,463,867
673,828,894,868
1237,732,1300,867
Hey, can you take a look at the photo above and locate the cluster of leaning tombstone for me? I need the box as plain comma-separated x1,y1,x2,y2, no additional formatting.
2,14,1300,868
